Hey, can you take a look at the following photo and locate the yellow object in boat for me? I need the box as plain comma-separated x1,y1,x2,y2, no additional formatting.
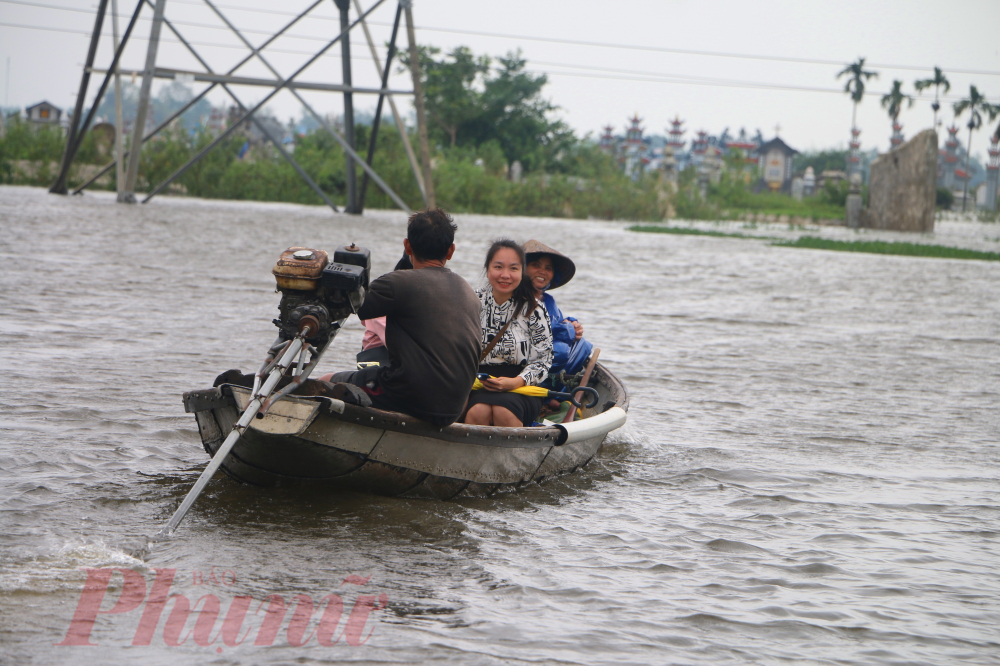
471,377,549,397
471,376,600,413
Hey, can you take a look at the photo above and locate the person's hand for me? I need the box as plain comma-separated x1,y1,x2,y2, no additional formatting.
482,376,526,392
565,319,584,340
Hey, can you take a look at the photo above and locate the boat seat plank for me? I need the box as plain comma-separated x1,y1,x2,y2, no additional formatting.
230,386,322,436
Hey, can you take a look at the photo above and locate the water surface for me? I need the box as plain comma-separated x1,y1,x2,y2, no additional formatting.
1,186,997,664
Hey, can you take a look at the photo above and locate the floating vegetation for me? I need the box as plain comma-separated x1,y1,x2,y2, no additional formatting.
629,226,1000,262
772,236,1000,261
627,225,768,239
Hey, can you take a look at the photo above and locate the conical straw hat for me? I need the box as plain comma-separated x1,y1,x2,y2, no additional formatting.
522,239,576,290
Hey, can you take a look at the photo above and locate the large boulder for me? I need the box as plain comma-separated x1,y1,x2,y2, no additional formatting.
862,129,938,232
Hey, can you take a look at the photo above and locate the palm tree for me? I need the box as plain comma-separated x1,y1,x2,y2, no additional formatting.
914,67,950,129
881,80,914,147
952,85,1000,211
837,58,878,133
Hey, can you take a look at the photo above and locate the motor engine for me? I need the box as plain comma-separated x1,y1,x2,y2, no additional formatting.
271,244,371,343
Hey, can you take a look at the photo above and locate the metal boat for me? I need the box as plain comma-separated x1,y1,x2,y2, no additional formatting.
182,363,628,499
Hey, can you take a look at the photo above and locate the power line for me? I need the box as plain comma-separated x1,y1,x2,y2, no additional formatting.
392,25,1000,79
531,68,869,99
54,0,1000,77
530,61,973,102
0,21,384,63
5,0,999,77
0,0,367,44
0,19,990,106
0,0,389,51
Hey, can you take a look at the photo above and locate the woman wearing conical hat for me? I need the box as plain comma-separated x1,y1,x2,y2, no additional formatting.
522,240,593,381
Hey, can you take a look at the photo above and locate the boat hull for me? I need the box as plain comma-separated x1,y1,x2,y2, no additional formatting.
184,363,629,499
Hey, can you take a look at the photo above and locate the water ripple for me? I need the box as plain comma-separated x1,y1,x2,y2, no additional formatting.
0,186,998,665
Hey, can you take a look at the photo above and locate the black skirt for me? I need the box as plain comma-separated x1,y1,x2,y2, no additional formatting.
466,364,544,427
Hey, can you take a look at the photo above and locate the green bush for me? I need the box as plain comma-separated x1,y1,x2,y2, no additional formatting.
795,149,848,175
936,187,955,210
0,114,832,224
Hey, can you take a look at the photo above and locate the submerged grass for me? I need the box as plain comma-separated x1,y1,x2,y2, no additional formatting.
627,225,765,239
773,236,1000,261
629,226,1000,262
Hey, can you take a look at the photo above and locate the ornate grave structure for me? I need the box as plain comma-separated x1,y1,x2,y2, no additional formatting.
754,136,798,193
985,134,999,211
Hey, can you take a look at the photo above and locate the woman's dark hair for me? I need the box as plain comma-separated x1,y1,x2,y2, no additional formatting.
406,208,456,261
484,238,536,317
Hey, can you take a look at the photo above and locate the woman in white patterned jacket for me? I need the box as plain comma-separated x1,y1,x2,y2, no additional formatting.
462,239,554,427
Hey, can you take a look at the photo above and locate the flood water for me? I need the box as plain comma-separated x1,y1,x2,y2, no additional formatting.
1,185,998,665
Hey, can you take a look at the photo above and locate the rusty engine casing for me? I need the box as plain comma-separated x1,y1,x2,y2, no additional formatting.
271,246,370,343
272,247,329,291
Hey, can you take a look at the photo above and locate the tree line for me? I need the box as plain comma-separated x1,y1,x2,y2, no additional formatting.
6,46,995,219
838,59,999,210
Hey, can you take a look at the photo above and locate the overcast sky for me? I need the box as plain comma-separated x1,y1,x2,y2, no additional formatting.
2,0,999,157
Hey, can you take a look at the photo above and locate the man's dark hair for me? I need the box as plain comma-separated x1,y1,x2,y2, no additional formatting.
407,208,457,261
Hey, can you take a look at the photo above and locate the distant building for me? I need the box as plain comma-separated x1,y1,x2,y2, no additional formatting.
725,128,759,166
755,136,798,193
890,121,904,149
599,115,817,193
689,130,714,165
206,106,227,134
666,116,686,152
621,113,650,180
984,134,998,211
802,166,816,196
599,124,616,154
935,125,991,207
939,125,961,190
847,127,862,177
25,101,63,130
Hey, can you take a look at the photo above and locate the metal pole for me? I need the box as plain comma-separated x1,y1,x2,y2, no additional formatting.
334,0,358,213
204,0,400,213
50,0,109,194
73,0,325,195
87,68,412,94
158,4,339,211
139,0,395,205
354,0,426,205
963,123,974,213
74,87,212,194
66,0,144,162
238,100,340,212
357,3,401,212
111,0,125,196
120,0,167,203
403,0,435,208
157,331,316,537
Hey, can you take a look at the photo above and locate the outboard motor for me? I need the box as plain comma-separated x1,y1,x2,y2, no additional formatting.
271,244,371,344
242,243,371,417
158,243,370,538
